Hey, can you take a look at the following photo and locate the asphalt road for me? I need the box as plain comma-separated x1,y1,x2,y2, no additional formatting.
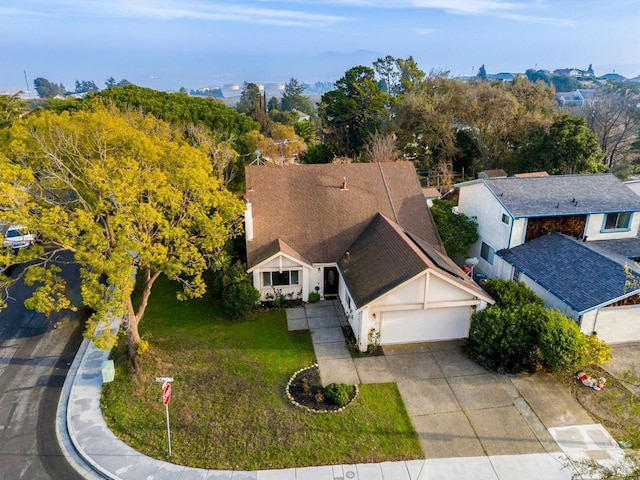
0,262,86,480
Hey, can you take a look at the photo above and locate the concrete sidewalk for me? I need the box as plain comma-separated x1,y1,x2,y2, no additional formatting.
55,306,624,480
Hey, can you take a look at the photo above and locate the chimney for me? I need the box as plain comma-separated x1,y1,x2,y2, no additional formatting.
244,201,254,241
341,176,348,191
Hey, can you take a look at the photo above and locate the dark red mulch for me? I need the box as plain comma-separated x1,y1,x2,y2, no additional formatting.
287,365,356,412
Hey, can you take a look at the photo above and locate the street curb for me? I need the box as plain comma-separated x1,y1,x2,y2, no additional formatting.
56,335,112,479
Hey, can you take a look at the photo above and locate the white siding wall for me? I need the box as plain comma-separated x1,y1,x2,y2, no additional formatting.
510,218,528,247
458,183,514,277
584,213,640,241
253,255,307,301
338,280,368,351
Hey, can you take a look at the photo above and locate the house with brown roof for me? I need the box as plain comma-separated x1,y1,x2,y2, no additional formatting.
245,162,493,350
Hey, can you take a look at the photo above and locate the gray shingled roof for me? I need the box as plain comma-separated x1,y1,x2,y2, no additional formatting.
479,174,640,218
245,162,444,269
497,233,640,313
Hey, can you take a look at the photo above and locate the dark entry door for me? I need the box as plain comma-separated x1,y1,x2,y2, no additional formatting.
323,267,339,298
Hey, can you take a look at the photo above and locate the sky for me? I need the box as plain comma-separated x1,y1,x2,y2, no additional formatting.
1,0,639,94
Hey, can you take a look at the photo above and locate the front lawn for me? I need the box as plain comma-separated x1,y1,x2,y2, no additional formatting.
101,277,422,470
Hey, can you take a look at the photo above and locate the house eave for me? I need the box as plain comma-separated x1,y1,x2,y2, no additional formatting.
247,251,313,273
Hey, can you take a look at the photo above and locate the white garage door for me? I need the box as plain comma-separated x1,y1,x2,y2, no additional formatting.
380,306,471,345
593,307,640,344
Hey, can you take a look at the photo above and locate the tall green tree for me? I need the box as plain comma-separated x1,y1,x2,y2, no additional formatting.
319,65,389,158
237,82,263,115
373,55,398,95
476,64,487,80
74,80,99,93
281,78,314,115
429,199,478,258
33,77,66,98
2,106,244,371
515,113,606,174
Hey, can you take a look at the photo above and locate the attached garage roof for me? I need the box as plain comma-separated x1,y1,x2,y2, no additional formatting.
497,232,640,313
339,214,491,308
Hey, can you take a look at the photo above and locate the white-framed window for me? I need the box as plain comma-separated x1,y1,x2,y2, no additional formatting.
501,213,510,225
480,241,495,265
512,268,521,282
603,212,631,231
262,270,300,287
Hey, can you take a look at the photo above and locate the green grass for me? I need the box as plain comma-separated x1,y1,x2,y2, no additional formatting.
101,277,423,470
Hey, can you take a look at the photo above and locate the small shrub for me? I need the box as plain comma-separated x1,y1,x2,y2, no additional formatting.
367,327,382,354
468,303,545,373
539,310,587,370
483,279,544,308
301,377,311,394
223,282,260,320
583,333,612,366
323,383,354,407
308,292,320,303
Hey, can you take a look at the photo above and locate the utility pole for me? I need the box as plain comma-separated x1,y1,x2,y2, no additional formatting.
23,71,31,97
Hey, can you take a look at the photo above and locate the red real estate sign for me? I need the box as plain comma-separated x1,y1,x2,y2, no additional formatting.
163,382,171,406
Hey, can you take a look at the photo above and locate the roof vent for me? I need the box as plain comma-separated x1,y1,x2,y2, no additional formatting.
341,177,348,191
345,251,350,260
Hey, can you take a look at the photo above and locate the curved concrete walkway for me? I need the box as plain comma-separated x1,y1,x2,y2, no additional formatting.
55,307,625,480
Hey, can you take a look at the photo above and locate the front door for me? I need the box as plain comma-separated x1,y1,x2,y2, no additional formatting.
323,267,339,299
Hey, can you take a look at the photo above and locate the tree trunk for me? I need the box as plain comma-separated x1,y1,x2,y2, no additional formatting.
124,268,161,373
125,298,141,373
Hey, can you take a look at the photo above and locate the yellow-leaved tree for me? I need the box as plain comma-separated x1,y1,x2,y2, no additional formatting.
1,105,243,371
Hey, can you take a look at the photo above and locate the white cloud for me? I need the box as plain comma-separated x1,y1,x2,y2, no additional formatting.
414,28,436,35
273,0,572,25
2,0,350,27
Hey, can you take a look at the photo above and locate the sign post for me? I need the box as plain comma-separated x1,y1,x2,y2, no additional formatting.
156,378,173,457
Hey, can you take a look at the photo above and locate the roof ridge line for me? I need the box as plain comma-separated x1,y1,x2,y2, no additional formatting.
377,162,399,225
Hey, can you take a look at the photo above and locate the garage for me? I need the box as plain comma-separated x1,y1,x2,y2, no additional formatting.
380,306,472,345
591,307,640,344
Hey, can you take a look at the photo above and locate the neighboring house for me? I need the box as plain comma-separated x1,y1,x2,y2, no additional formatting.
422,187,441,207
456,174,640,278
624,178,640,197
513,171,549,178
245,163,493,350
555,89,596,107
488,72,515,82
553,68,585,77
494,233,640,343
599,73,627,82
457,173,640,344
478,169,507,179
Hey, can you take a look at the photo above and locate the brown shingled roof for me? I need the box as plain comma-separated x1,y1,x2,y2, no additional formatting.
245,162,444,269
339,214,492,308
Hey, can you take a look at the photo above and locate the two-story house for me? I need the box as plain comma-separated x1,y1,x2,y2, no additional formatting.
456,174,640,343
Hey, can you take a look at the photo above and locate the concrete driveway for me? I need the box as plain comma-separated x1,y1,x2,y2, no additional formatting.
375,341,594,459
291,303,619,464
